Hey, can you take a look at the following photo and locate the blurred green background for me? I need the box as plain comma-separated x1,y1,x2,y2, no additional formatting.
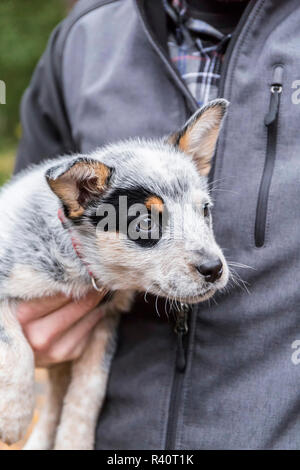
0,0,74,185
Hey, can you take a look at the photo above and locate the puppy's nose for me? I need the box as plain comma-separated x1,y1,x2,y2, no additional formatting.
196,258,223,283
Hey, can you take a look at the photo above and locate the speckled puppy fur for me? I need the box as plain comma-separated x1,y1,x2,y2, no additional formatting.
0,100,229,450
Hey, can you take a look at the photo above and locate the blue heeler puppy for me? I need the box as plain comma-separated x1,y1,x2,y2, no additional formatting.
0,100,229,449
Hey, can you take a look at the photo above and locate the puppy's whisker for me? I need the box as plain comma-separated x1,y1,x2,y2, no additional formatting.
207,175,233,190
229,268,251,286
227,261,255,270
155,294,160,317
211,188,238,195
229,268,251,295
164,297,170,319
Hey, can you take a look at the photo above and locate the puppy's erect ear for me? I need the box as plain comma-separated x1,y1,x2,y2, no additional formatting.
46,158,112,219
169,99,229,176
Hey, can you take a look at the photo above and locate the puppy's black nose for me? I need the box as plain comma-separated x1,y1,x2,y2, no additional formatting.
197,258,223,283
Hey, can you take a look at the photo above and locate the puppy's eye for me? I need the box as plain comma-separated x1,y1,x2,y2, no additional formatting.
203,202,210,217
136,215,157,233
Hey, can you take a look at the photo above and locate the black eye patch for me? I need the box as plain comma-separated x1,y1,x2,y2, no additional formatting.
88,186,166,248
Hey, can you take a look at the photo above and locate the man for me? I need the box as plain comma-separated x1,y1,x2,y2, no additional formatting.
15,0,300,449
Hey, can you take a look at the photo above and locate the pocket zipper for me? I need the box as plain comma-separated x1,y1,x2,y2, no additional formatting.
254,65,283,248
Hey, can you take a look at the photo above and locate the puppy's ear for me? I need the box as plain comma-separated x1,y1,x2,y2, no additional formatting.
169,99,229,176
46,158,112,219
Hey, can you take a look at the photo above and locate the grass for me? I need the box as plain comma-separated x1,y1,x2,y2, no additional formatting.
0,146,15,185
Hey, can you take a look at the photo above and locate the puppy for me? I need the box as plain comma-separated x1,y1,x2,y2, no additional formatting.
0,99,229,450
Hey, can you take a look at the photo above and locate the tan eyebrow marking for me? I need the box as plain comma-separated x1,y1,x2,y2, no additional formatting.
145,196,164,213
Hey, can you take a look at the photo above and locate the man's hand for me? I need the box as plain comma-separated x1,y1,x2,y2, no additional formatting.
17,290,106,367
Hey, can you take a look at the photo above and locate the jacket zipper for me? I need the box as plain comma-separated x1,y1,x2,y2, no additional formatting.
165,304,189,450
254,65,283,247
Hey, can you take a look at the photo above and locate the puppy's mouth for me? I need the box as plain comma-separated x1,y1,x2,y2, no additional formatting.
154,285,216,304
177,288,216,304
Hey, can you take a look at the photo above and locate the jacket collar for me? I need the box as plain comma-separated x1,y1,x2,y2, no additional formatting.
136,0,169,53
134,0,198,112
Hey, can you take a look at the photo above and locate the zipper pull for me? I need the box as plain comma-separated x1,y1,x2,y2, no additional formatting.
265,65,283,126
174,304,189,372
264,85,282,126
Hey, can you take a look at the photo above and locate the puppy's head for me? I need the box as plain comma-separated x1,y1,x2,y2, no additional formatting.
46,99,229,303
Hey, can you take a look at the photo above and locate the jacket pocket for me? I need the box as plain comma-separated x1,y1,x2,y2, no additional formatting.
254,65,284,247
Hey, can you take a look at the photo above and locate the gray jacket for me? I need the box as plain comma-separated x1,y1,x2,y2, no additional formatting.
16,0,300,449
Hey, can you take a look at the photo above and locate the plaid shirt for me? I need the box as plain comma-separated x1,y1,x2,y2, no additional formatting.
165,0,230,106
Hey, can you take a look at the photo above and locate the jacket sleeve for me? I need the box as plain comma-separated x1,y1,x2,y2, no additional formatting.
14,24,76,173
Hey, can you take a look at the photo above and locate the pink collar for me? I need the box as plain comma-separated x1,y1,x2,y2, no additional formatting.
57,208,103,292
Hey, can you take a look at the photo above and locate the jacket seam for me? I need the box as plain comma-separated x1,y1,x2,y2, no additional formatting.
50,0,121,152
57,0,121,75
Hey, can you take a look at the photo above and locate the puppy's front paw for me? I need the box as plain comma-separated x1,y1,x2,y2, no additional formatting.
54,430,95,450
0,381,35,445
0,356,35,444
